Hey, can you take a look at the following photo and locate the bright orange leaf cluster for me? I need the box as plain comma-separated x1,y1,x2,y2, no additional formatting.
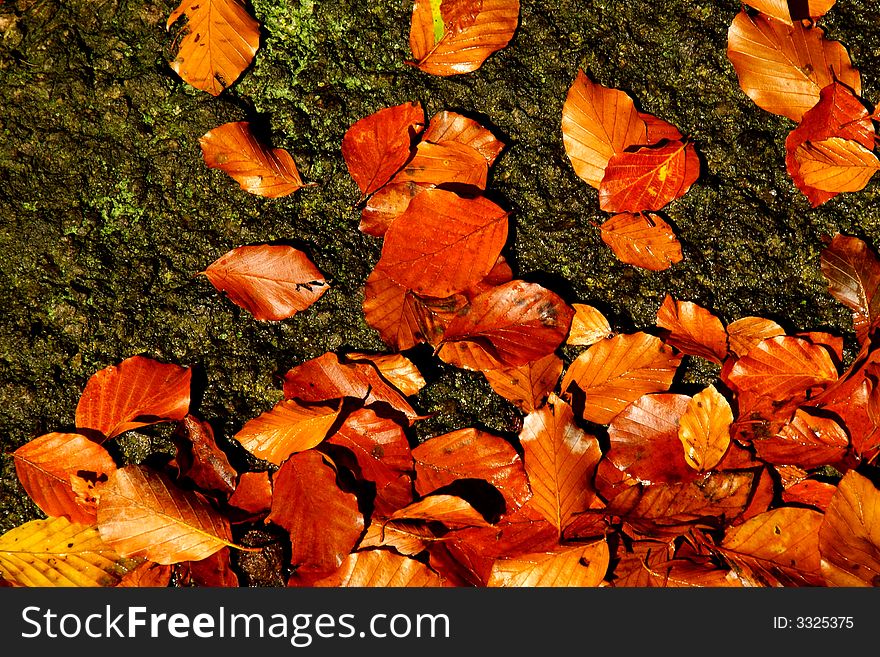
727,4,879,206
562,71,699,270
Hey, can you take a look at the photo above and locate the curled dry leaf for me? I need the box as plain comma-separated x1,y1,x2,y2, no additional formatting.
166,0,260,96
0,517,139,587
75,355,191,442
422,110,505,165
561,70,647,189
794,137,880,193
753,408,849,468
561,331,682,424
199,122,310,198
268,451,364,577
173,415,237,496
233,399,341,466
726,10,860,122
483,353,563,412
438,280,574,370
313,549,445,587
97,465,234,565
12,432,116,525
727,316,785,358
488,540,609,587
677,385,733,472
409,0,520,76
378,188,508,298
656,295,728,363
600,212,683,271
567,304,612,346
342,101,425,198
413,428,531,512
201,244,328,321
519,395,602,534
599,140,700,213
821,234,880,346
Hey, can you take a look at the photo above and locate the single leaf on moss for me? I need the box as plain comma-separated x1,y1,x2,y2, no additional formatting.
233,400,341,466
0,517,139,587
199,122,310,197
166,0,260,96
600,212,683,271
656,295,728,363
423,110,505,165
488,540,609,587
201,244,328,321
313,549,445,587
727,316,785,358
678,385,733,472
409,0,520,76
483,353,563,412
75,355,191,442
12,432,116,525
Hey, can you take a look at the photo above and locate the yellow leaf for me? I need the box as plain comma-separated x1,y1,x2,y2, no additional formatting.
678,385,733,471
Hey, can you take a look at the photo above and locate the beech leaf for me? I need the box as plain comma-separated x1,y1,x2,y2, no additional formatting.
600,212,683,271
566,304,613,346
487,540,609,587
422,110,505,165
172,415,237,495
745,0,836,24
820,233,880,345
794,137,880,194
483,353,563,412
313,549,445,587
345,352,426,397
677,385,733,472
727,316,785,358
656,295,728,363
390,140,488,189
753,408,849,468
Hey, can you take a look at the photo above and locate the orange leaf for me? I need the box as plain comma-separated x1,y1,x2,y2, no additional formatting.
487,540,609,587
561,331,682,424
173,415,236,495
268,451,364,577
600,212,683,271
720,507,825,586
639,112,683,145
409,0,519,76
116,562,173,588
201,244,328,321
614,553,740,587
753,408,849,468
745,0,836,23
388,494,491,529
422,110,505,165
359,181,429,237
166,0,259,96
726,10,860,122
656,295,728,363
819,471,880,585
483,353,563,412
519,395,602,534
313,549,445,587
677,385,733,472
12,432,116,524
607,393,695,484
227,472,272,518
794,137,880,193
782,479,837,511
75,355,191,441
378,188,508,297
345,352,426,397
341,102,425,197
182,547,239,587
390,140,488,189
438,280,574,370
566,304,613,346
599,140,700,213
232,399,341,466
727,316,785,358
97,465,234,565
199,122,309,197
413,428,531,512
463,254,514,301
561,70,647,189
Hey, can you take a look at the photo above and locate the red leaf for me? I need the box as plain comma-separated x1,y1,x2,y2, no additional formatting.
359,181,429,238
782,479,838,511
422,110,505,165
172,415,237,495
600,212,683,271
753,408,850,468
227,472,272,518
656,295,728,363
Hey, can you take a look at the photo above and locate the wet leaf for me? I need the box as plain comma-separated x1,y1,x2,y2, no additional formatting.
519,395,602,534
821,233,880,345
656,295,728,363
97,465,234,565
313,549,445,586
0,517,139,587
378,188,508,297
600,212,683,271
561,70,647,189
413,428,530,511
488,540,609,587
727,316,786,358
639,113,683,145
794,137,880,193
599,140,700,213
678,385,733,472
344,352,426,397
438,280,574,370
342,101,425,197
199,122,309,197
422,110,505,165
726,10,860,122
201,244,328,321
166,0,259,96
561,331,682,424
173,415,236,495
268,451,364,576
409,0,520,76
753,408,849,468
390,140,488,188
566,304,613,346
75,355,192,442
233,400,341,466
12,432,116,525
464,255,514,300
483,353,563,412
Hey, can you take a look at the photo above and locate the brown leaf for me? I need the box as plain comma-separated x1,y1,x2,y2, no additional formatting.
378,188,508,297
166,0,259,96
599,140,700,213
413,428,530,512
656,295,728,363
12,432,116,525
201,244,328,321
75,355,191,442
341,102,425,197
519,395,602,534
344,352,426,397
677,385,733,472
726,10,861,122
97,465,234,565
232,399,341,466
820,233,880,344
600,212,683,271
561,331,682,424
438,280,574,370
487,540,609,587
199,122,309,197
227,472,272,518
268,451,364,576
184,547,239,587
795,137,880,193
390,140,488,189
409,0,520,76
614,552,741,587
313,549,445,586
566,304,613,346
173,416,236,496
753,408,849,468
422,110,505,165
561,70,647,189
639,112,684,145
483,353,563,412
782,479,838,511
727,316,785,358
